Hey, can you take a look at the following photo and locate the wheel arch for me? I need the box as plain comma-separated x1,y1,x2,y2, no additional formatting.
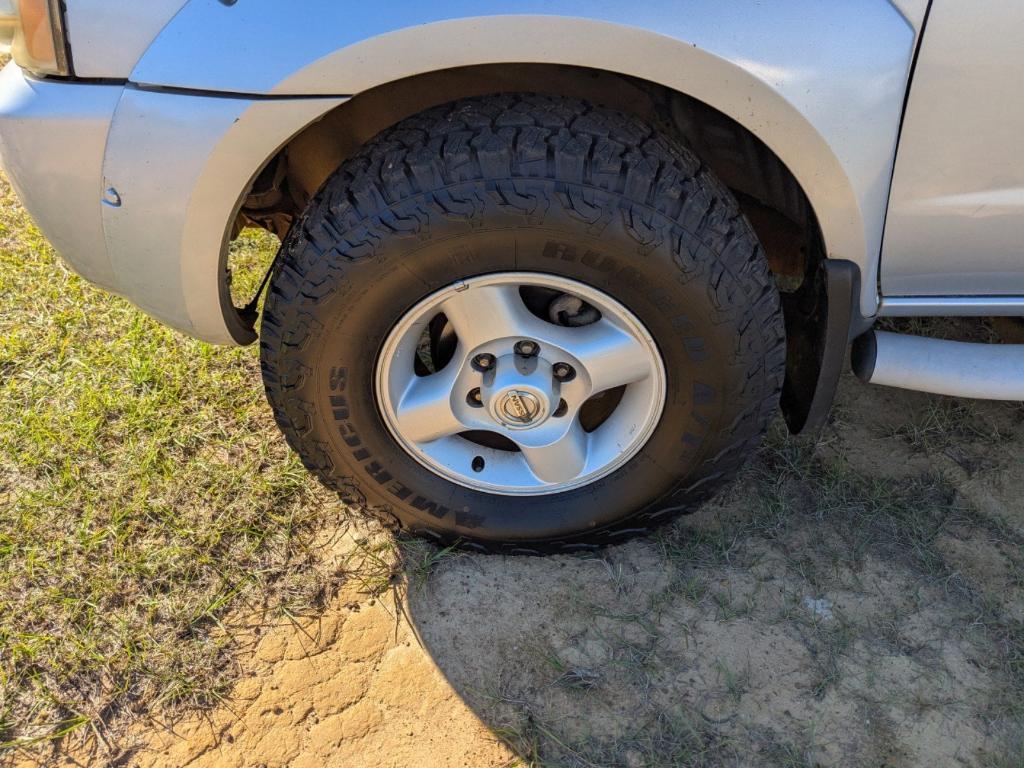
111,8,916,428
132,7,919,319
252,63,825,294
237,62,846,432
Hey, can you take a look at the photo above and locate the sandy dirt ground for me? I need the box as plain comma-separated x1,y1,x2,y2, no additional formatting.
31,373,1024,767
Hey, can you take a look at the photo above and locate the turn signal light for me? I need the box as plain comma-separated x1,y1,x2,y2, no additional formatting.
0,0,70,77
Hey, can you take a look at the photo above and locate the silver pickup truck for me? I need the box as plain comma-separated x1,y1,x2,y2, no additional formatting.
1,1,1021,552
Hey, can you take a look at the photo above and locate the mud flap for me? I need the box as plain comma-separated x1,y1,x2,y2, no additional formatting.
781,259,871,434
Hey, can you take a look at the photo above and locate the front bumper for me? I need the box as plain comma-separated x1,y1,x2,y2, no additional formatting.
0,64,122,291
0,63,343,345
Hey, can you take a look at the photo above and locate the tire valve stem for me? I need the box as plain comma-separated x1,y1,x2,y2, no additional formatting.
467,387,484,407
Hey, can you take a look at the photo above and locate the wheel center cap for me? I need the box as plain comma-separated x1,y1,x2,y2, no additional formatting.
497,390,542,426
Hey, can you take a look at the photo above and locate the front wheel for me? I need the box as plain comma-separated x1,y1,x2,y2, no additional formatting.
259,94,785,553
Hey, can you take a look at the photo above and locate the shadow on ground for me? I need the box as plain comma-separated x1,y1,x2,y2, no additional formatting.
38,374,1024,768
403,377,1024,768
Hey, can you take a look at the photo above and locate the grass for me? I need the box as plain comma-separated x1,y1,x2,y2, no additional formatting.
534,644,603,692
713,658,751,703
754,429,977,583
0,174,341,750
499,414,1024,766
494,704,734,768
888,398,1011,474
2,160,1023,766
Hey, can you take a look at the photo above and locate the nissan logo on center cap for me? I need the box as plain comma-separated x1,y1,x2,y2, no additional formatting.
499,390,541,425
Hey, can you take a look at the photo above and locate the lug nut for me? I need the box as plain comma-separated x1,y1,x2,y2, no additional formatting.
514,340,540,357
552,362,576,382
472,353,496,371
467,387,483,407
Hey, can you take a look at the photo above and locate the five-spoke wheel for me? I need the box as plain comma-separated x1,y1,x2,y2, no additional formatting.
375,273,666,494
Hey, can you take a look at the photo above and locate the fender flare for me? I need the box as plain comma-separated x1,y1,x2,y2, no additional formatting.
101,92,344,344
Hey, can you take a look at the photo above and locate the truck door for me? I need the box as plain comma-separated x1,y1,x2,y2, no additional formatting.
882,1,1024,300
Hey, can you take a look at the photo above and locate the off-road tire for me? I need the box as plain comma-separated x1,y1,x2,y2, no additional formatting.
260,94,785,553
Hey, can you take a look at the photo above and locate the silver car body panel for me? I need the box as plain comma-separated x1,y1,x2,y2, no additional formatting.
59,1,931,83
101,90,344,344
889,0,929,29
0,66,120,288
0,63,341,343
63,0,187,79
882,1,1024,297
128,2,920,322
19,0,1021,345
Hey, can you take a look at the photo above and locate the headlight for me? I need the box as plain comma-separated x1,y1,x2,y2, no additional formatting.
0,0,70,76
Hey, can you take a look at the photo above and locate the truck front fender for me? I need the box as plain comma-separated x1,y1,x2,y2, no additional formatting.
102,2,920,342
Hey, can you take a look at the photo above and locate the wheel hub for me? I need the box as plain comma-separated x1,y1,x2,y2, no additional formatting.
375,272,667,495
496,389,543,426
482,353,556,430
